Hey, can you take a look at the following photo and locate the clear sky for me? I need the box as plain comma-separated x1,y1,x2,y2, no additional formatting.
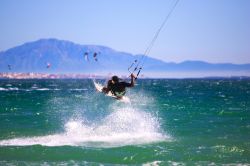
0,0,250,64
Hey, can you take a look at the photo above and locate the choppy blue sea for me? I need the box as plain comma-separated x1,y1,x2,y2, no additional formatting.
0,79,249,165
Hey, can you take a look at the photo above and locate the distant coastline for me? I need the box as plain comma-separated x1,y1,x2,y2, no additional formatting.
1,72,250,80
0,72,99,79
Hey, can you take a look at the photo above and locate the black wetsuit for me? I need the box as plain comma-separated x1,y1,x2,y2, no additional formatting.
108,82,132,97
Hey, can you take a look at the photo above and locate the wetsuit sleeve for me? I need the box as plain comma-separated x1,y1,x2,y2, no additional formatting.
121,82,133,87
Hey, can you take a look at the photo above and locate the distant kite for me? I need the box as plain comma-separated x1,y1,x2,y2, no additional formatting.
46,63,51,68
93,52,98,61
8,64,11,70
84,52,89,61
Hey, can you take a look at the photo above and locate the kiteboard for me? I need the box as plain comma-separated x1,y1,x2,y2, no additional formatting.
93,80,130,103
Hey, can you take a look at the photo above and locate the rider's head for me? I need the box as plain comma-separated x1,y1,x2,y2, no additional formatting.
112,76,119,83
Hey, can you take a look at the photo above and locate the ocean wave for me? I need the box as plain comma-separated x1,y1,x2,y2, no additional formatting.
0,87,7,91
69,88,88,91
0,107,169,147
9,87,19,90
35,88,50,91
0,87,62,91
0,87,19,91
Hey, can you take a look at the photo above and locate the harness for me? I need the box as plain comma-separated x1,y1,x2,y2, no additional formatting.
113,91,126,97
109,82,127,97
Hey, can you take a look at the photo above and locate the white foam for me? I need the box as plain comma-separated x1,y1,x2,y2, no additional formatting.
23,88,60,91
31,84,38,89
69,88,88,91
0,87,7,91
0,107,169,147
2,87,19,91
54,88,61,91
10,87,18,90
36,88,50,91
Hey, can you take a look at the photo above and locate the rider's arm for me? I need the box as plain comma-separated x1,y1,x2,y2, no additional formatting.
129,74,136,87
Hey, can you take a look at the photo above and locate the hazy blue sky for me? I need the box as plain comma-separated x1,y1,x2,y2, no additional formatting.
0,0,249,64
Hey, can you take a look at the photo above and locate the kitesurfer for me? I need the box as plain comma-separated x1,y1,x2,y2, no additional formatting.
102,74,136,99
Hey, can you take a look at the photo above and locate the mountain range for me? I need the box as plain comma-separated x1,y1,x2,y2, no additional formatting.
0,38,250,77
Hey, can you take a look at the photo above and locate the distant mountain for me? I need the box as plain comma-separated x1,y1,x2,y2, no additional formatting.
0,38,135,73
0,38,250,77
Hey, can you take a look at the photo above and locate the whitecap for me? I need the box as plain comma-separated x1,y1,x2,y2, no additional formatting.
69,88,88,91
54,88,61,91
36,88,50,91
0,87,7,91
8,87,19,91
31,84,38,89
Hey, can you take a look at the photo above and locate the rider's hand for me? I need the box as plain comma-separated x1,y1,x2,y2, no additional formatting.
131,74,136,78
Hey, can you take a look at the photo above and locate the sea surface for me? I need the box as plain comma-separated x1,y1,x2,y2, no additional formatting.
0,79,249,165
